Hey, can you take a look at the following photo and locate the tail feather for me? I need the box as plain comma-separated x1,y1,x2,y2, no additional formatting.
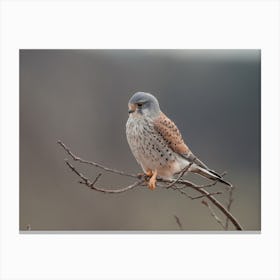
192,166,232,187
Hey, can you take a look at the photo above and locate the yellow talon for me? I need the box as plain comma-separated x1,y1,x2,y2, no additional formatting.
145,169,153,177
148,170,157,190
137,170,153,180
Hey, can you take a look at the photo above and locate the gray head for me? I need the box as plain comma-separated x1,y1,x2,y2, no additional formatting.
128,92,161,119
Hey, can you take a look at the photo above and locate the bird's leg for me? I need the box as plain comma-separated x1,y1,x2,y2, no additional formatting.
137,169,153,179
145,169,153,177
148,169,157,190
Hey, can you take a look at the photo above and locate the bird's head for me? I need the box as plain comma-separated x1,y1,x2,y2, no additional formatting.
128,92,161,119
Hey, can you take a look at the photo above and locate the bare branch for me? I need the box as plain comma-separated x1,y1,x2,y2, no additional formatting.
173,215,183,230
225,186,235,230
66,160,145,193
58,140,137,179
190,191,223,200
166,161,194,189
188,183,241,230
58,140,243,231
91,173,102,186
65,160,91,185
169,186,195,199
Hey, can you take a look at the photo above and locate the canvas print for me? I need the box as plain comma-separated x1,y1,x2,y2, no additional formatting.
20,50,260,231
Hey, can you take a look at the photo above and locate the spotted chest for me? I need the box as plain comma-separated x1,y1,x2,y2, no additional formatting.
126,116,184,178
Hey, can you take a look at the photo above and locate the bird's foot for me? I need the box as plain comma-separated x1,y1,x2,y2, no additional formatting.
148,170,157,190
137,170,157,189
137,170,153,179
145,170,153,177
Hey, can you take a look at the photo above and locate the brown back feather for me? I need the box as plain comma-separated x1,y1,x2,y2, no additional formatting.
154,112,190,155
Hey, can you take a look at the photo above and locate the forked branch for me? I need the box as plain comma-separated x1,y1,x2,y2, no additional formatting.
58,140,243,231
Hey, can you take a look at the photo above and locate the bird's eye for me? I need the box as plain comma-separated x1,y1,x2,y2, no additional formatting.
137,103,143,107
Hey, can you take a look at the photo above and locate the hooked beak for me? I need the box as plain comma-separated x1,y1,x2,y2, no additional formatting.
128,103,136,114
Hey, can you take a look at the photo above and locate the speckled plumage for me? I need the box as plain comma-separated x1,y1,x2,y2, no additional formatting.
126,92,231,189
126,114,185,179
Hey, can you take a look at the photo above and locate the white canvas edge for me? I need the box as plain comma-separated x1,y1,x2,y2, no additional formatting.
0,1,279,280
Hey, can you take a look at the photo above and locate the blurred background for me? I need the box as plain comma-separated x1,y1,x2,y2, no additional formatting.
20,50,260,231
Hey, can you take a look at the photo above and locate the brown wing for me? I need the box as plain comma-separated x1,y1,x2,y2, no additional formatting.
153,112,190,155
153,112,209,170
154,113,231,186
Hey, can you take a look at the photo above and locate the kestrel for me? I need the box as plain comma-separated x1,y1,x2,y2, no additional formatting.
126,92,231,190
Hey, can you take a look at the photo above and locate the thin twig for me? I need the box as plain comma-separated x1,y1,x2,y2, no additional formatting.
173,215,183,230
168,186,222,200
66,160,144,193
91,173,102,187
65,160,91,185
202,199,226,230
190,191,223,200
169,186,194,199
58,140,137,179
225,186,235,230
80,180,144,193
166,161,194,189
166,180,242,230
188,183,242,230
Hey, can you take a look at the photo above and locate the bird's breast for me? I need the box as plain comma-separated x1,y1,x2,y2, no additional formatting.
126,117,155,161
126,116,186,178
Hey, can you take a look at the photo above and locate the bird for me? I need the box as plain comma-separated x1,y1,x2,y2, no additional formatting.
126,92,231,190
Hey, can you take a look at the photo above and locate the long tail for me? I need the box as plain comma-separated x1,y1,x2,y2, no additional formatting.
192,166,232,187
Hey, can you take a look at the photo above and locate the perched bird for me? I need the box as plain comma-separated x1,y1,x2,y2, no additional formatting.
126,92,231,190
